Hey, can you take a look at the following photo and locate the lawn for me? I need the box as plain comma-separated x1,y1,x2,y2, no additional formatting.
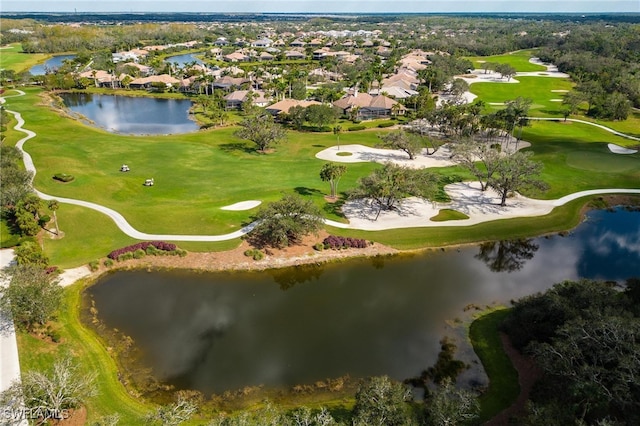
3,87,637,265
470,76,575,117
0,43,49,73
17,281,153,423
10,88,379,236
469,308,519,422
465,49,546,72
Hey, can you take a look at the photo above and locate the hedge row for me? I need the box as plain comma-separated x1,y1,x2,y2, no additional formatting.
322,235,369,250
108,241,177,260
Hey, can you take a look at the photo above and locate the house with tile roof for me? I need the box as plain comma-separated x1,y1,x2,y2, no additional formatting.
333,90,406,119
266,99,322,116
224,90,270,109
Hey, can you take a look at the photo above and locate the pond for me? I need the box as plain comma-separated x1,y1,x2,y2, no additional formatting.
86,208,640,396
59,92,198,135
165,53,205,67
30,54,76,75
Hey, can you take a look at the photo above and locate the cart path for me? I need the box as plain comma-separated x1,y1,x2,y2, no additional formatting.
3,89,640,241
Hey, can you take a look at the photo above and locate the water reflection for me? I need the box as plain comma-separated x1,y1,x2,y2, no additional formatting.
269,264,326,290
58,92,198,135
475,239,539,273
86,208,640,395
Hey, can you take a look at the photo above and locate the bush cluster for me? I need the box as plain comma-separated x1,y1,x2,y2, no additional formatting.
348,125,366,131
244,248,264,260
107,241,177,260
53,173,75,182
377,121,395,128
322,235,368,250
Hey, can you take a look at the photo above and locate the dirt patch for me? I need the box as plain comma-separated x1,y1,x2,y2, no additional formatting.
53,406,86,426
94,230,398,274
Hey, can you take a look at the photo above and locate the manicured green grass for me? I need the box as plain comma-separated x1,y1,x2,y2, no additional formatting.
429,209,469,221
11,88,378,236
470,76,575,117
469,308,519,422
465,49,545,72
4,88,637,265
0,43,49,73
17,281,153,423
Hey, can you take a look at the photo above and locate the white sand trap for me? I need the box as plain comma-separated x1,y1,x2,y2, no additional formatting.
489,102,506,106
341,181,556,231
58,266,92,287
221,200,262,211
608,144,638,155
550,99,563,102
316,144,456,168
551,89,569,92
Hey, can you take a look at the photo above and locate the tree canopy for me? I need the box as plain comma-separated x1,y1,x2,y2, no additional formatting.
235,113,287,153
319,162,347,199
0,264,62,331
503,279,640,425
377,130,426,160
349,163,439,220
247,193,324,248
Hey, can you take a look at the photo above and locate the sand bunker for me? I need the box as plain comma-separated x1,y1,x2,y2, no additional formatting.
221,200,262,210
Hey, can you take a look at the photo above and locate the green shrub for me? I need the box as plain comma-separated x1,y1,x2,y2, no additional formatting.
53,173,75,182
117,252,134,262
48,329,62,343
348,125,366,131
377,121,395,128
88,260,100,271
177,249,187,257
132,249,146,259
244,248,264,260
38,215,51,226
145,245,158,255
103,258,114,267
314,243,324,251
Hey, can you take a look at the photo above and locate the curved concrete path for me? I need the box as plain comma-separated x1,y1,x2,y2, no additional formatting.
3,89,640,240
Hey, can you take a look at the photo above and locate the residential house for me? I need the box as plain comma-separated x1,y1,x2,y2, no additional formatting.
129,74,180,90
223,51,250,62
258,51,275,61
121,62,153,76
284,50,306,60
78,70,121,88
266,99,321,116
214,37,229,46
223,90,270,109
333,90,406,119
251,38,273,48
212,76,250,90
290,39,306,48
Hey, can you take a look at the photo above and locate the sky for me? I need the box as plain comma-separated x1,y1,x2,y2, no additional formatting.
2,0,639,14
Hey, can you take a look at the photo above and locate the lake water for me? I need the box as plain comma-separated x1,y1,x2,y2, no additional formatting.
59,92,198,135
29,54,76,75
165,53,204,67
86,208,640,395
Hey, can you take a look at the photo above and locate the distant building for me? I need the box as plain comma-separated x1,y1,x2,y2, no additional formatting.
333,90,405,119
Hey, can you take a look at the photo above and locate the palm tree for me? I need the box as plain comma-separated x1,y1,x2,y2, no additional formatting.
48,199,60,235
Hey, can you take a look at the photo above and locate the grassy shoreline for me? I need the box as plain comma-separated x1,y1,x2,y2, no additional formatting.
469,308,519,422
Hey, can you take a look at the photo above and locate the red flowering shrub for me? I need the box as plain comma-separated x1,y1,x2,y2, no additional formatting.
322,235,368,250
108,241,177,260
